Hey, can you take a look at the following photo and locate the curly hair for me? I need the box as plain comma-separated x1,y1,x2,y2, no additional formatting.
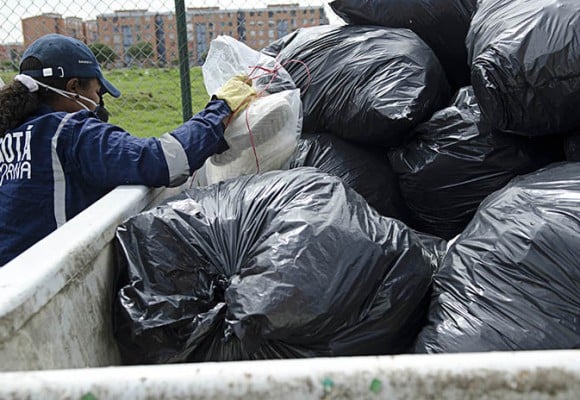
0,56,92,137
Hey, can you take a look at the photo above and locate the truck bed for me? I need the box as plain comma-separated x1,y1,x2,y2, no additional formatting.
0,184,578,399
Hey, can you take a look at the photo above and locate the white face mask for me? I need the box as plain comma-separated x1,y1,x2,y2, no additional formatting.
14,74,109,122
37,79,98,111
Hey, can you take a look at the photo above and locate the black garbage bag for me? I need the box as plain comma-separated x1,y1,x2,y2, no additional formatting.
113,168,441,364
467,0,580,135
388,86,564,240
329,0,478,89
287,132,410,221
414,162,580,353
262,25,451,148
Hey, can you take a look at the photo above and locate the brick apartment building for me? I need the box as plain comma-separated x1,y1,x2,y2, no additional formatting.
187,5,328,64
98,4,328,66
97,9,177,67
10,4,327,67
21,13,88,44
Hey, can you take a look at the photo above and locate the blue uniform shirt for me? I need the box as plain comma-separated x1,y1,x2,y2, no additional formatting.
0,100,230,266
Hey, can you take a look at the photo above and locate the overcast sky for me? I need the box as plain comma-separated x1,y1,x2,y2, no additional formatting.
1,0,342,43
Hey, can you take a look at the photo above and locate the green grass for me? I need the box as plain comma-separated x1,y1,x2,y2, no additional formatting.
1,67,210,138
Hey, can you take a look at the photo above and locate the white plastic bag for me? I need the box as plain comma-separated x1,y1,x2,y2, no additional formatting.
205,89,302,185
202,35,296,95
202,36,302,185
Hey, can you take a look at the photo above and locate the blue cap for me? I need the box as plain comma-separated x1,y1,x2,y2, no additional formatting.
20,34,121,98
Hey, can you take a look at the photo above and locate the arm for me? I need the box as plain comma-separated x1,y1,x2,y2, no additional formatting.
64,99,231,188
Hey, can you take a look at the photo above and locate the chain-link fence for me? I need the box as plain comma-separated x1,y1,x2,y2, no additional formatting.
1,0,339,136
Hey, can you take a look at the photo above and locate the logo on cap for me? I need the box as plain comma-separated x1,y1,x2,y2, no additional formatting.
42,67,65,78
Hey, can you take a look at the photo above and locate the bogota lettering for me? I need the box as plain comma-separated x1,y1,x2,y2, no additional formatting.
0,125,32,186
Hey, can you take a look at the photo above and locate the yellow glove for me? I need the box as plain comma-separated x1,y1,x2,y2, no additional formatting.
214,75,257,114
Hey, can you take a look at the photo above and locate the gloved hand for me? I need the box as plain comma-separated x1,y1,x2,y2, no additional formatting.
214,75,257,115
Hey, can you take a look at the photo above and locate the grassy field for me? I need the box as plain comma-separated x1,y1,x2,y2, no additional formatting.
1,67,210,138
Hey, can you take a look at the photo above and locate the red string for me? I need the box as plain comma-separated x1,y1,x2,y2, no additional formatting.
247,56,312,96
244,102,261,173
226,58,312,175
280,57,313,94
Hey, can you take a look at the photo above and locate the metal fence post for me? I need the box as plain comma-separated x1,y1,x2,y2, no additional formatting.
175,0,192,121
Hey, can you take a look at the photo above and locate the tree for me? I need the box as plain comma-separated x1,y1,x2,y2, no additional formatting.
88,43,117,68
126,42,154,66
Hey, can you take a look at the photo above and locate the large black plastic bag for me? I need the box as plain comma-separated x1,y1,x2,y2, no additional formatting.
329,0,478,89
262,25,451,148
467,0,580,135
388,86,564,240
414,162,580,353
113,168,441,364
287,132,410,221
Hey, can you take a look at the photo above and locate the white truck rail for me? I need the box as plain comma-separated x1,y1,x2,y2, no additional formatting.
0,350,578,399
0,184,578,399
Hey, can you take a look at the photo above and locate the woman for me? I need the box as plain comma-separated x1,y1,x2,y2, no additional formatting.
0,33,256,266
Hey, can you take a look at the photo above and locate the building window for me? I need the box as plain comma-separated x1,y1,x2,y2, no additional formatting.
195,23,207,64
277,20,288,37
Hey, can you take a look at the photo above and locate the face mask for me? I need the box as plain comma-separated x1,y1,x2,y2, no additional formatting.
24,76,110,122
93,98,110,123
